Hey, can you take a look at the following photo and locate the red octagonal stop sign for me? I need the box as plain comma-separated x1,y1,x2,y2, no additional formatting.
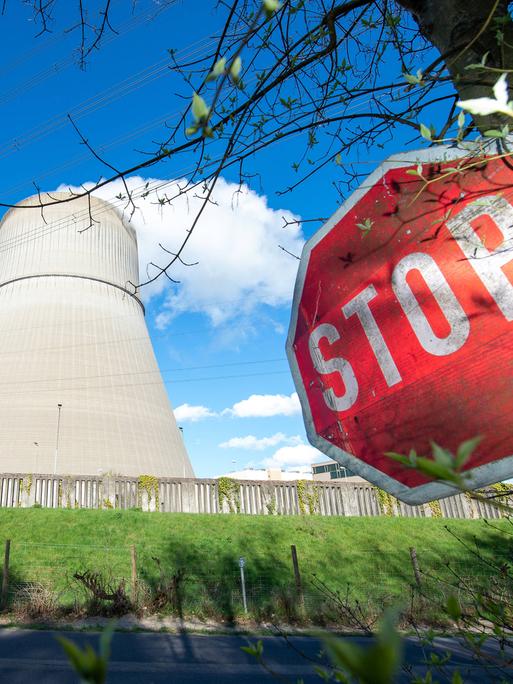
286,143,513,504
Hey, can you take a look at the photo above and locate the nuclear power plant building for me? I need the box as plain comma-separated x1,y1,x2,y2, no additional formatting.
0,193,195,478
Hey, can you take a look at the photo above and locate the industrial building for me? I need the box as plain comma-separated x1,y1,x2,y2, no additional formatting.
311,461,358,481
0,192,194,478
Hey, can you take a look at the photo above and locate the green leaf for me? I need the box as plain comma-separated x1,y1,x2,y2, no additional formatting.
430,442,453,468
241,640,263,658
185,125,198,136
207,57,226,82
455,436,482,468
263,0,280,17
484,129,505,138
408,449,418,466
334,673,351,684
57,638,88,673
389,450,458,481
420,123,432,141
191,92,210,123
314,666,331,681
335,153,342,166
57,639,108,683
452,672,463,684
405,169,421,176
290,0,306,14
279,95,297,109
413,456,458,482
230,56,242,82
99,622,115,660
447,594,462,621
403,72,420,85
457,111,465,128
325,608,403,684
356,217,374,237
325,638,366,679
385,452,410,466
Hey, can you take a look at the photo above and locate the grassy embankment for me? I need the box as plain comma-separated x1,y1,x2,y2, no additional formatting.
0,509,509,622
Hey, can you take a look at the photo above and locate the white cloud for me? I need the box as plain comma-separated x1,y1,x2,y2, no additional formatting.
225,392,301,418
173,393,301,424
58,175,304,325
219,433,303,450
174,403,216,422
263,444,325,471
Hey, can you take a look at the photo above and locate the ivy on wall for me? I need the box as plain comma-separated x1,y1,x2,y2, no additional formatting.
137,475,160,510
488,482,513,518
259,484,277,515
265,494,277,516
428,500,442,518
374,487,397,517
490,482,512,495
17,474,34,507
297,480,320,515
217,477,241,513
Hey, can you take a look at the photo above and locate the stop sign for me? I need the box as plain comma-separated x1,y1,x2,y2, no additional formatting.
286,143,513,504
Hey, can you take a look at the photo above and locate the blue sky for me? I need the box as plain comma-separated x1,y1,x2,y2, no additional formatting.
0,0,435,477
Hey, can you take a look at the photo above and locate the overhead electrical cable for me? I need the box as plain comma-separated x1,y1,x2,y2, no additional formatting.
0,32,216,161
0,357,288,387
0,109,183,199
0,79,431,257
0,0,181,105
0,370,292,397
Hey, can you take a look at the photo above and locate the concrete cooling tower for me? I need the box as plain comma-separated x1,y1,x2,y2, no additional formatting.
0,193,195,478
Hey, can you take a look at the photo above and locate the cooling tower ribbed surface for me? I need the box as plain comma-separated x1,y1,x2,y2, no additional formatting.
0,193,194,477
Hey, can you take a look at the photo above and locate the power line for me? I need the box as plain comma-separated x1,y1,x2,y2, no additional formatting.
0,108,182,199
0,142,437,263
0,369,292,397
0,0,181,106
0,34,215,162
0,67,396,223
0,79,443,261
0,326,210,356
0,357,288,388
0,308,186,335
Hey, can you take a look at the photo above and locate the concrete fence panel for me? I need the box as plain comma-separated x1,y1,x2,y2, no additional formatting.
0,473,509,519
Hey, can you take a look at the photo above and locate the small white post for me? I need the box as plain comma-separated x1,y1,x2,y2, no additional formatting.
239,556,248,614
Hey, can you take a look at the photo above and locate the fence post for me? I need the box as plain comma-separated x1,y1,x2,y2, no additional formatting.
291,544,304,608
409,546,422,589
130,544,137,602
1,540,11,609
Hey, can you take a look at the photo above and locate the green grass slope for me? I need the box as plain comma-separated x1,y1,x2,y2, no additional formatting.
0,510,509,619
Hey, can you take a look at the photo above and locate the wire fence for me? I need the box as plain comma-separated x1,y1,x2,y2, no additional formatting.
1,539,511,625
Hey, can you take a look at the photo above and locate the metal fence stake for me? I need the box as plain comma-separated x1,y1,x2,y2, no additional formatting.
291,544,304,608
130,544,137,602
409,546,422,589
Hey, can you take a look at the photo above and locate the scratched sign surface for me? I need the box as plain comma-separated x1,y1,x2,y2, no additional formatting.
286,145,513,504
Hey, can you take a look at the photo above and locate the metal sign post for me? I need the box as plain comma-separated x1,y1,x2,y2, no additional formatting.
239,556,248,614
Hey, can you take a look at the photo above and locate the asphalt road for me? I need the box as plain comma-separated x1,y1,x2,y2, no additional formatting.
0,628,510,683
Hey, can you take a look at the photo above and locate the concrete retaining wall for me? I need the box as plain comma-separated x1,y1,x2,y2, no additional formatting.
0,473,506,519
